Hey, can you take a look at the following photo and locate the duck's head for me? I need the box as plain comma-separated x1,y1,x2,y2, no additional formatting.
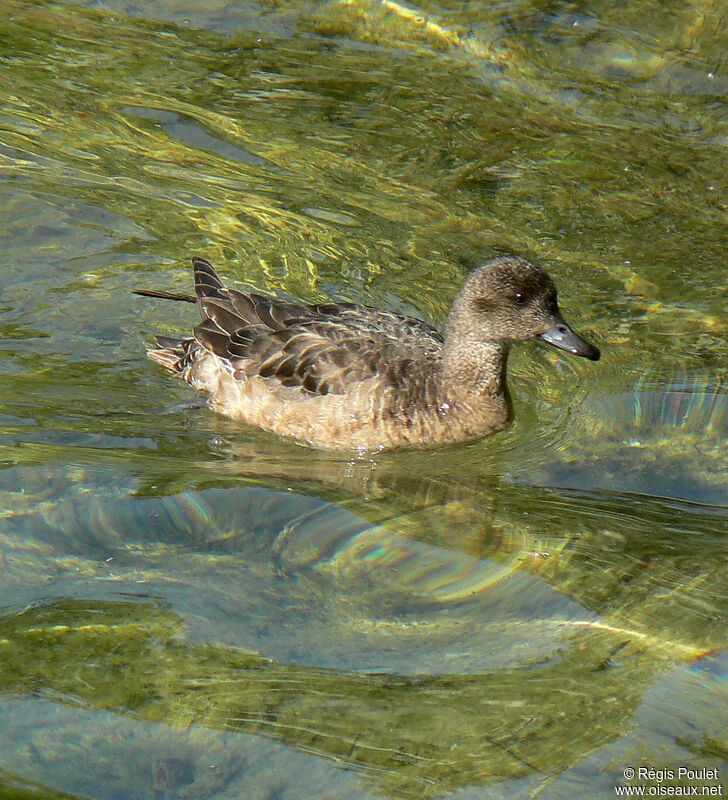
450,255,600,361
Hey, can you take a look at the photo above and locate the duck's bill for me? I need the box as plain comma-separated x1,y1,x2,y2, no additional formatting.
539,316,600,361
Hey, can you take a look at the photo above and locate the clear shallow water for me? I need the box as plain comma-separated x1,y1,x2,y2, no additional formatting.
1,0,728,798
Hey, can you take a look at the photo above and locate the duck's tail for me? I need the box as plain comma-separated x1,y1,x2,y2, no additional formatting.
133,256,227,304
132,288,196,303
135,257,225,375
145,335,190,373
134,289,193,372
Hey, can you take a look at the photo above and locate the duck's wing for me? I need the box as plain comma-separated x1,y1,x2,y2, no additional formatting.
190,257,443,397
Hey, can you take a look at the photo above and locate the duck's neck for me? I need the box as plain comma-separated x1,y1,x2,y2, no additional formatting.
439,335,510,401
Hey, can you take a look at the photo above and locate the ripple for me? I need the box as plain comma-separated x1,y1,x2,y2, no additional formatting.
503,369,728,506
0,465,594,675
122,106,270,168
596,370,728,437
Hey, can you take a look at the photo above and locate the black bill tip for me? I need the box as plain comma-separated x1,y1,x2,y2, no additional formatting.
538,316,600,361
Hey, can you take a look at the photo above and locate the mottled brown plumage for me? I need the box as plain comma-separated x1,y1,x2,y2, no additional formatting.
135,255,599,450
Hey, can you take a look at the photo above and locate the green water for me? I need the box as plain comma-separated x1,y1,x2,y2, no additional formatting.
1,0,727,797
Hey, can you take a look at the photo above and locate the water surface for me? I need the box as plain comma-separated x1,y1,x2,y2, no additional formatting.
1,0,727,797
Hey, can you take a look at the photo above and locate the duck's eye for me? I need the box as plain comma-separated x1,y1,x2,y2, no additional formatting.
513,291,528,306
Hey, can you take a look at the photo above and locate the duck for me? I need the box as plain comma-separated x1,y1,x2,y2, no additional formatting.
134,255,599,451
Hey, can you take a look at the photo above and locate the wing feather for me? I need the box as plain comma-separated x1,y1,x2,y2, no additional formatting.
178,258,444,396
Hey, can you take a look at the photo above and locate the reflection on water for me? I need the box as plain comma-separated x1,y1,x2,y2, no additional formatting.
518,369,728,505
0,465,596,674
2,0,728,797
1,459,726,798
603,371,728,437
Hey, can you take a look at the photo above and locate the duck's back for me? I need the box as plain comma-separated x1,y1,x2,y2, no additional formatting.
148,258,448,449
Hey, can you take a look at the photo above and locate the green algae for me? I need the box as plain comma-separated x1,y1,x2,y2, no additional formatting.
0,599,694,797
0,770,82,800
0,462,726,795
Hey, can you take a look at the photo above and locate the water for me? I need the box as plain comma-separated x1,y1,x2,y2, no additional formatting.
1,0,728,797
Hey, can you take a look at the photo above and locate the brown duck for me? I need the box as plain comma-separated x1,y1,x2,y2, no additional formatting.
135,255,599,451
